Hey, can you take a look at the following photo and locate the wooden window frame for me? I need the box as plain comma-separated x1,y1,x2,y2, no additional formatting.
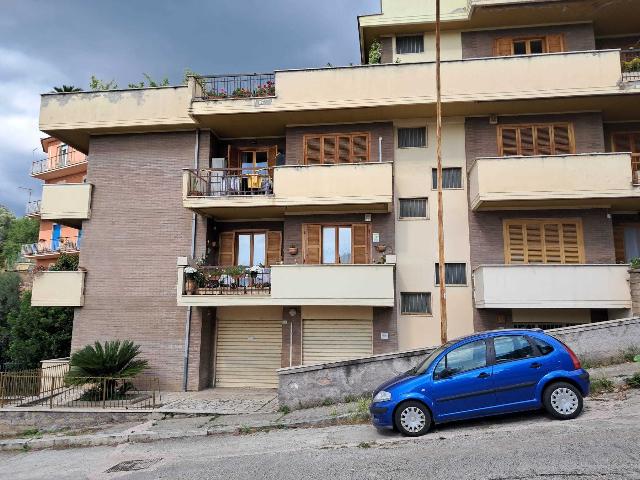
503,218,586,265
494,34,565,56
234,230,267,266
497,123,576,157
512,37,547,55
302,223,371,265
321,225,353,265
303,133,370,165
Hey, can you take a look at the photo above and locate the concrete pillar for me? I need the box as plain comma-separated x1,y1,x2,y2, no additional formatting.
629,268,640,316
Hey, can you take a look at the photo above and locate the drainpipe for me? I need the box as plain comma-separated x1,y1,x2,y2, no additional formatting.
378,136,383,162
183,129,200,391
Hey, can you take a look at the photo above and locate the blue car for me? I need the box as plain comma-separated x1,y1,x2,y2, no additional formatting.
370,329,590,436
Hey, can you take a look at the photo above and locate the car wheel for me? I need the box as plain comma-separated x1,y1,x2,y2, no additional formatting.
394,401,431,436
543,382,583,420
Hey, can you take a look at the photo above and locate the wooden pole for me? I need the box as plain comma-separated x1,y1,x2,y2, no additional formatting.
435,0,448,345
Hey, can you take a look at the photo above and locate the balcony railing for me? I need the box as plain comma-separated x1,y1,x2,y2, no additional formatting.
183,265,271,296
31,150,86,176
21,236,81,258
622,49,640,82
194,73,275,100
186,168,273,197
25,199,41,217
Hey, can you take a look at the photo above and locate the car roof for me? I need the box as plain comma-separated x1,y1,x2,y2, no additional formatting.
451,328,544,344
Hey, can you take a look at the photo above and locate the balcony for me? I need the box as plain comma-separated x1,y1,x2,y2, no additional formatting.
31,150,87,180
40,183,92,228
21,237,81,260
473,264,631,310
31,270,86,307
183,162,393,218
177,263,395,307
25,200,41,218
622,50,640,83
469,153,640,211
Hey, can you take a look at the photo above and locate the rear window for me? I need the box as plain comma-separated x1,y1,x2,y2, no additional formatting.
531,337,554,355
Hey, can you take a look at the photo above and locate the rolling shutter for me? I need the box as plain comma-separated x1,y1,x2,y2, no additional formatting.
352,224,370,264
504,219,584,264
215,318,282,388
546,34,565,53
219,232,235,265
494,38,513,56
302,319,373,365
266,231,282,266
303,224,322,264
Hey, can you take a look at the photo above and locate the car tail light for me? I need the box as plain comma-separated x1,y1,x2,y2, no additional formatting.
561,342,581,370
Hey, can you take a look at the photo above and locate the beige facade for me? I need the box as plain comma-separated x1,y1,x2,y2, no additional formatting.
31,271,86,307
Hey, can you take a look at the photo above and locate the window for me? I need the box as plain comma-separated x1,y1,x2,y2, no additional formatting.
611,132,640,185
236,232,266,266
613,223,640,263
431,168,462,189
401,292,431,315
398,127,426,148
396,35,424,54
435,263,467,285
494,34,564,56
399,198,428,219
321,226,352,264
493,335,535,363
240,150,269,174
498,124,574,156
434,340,487,379
218,230,282,266
531,337,554,355
504,219,584,264
303,224,370,265
303,133,369,165
58,144,68,167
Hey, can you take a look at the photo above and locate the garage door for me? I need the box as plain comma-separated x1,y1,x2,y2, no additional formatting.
215,319,282,388
303,319,373,365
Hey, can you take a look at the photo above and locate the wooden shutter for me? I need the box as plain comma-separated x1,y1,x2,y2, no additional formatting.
219,232,235,266
499,127,519,155
519,127,535,156
352,134,369,163
560,222,583,263
338,136,351,163
543,223,562,263
351,224,370,264
505,223,525,263
535,126,553,155
322,137,337,164
504,220,584,264
305,136,321,165
613,225,627,263
494,38,513,56
546,34,565,53
525,223,544,263
303,224,322,264
266,231,282,267
267,146,278,172
552,125,573,154
227,145,240,170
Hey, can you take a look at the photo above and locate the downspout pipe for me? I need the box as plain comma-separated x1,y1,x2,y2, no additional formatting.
183,129,200,391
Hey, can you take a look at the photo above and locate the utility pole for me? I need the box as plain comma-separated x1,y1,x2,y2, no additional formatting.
435,0,448,344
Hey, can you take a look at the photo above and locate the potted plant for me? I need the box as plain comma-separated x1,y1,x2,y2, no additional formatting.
224,265,247,291
288,244,298,256
375,244,387,253
184,266,199,295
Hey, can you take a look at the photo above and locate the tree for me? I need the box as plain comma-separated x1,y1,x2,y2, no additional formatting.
0,217,39,269
6,291,73,370
0,205,15,252
89,75,118,91
53,85,82,92
0,272,21,367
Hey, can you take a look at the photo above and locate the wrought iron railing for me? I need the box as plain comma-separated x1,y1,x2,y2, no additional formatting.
186,168,274,197
183,266,272,296
21,236,81,257
31,150,86,175
25,199,41,216
194,73,275,100
632,154,640,185
621,49,640,82
0,371,160,409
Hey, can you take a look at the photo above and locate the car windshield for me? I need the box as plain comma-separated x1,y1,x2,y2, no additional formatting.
411,341,455,375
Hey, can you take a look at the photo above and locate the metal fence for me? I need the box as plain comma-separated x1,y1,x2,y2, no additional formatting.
21,236,81,257
31,150,86,176
184,266,272,296
621,49,640,82
195,73,275,100
0,372,160,409
25,200,41,217
186,168,274,197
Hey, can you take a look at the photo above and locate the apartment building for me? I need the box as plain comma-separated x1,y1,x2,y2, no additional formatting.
34,0,640,390
23,137,87,268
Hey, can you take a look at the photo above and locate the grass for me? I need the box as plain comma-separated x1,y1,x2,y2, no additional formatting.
238,425,252,435
278,405,290,415
582,345,640,369
625,372,640,389
590,377,616,395
19,429,42,439
357,442,373,449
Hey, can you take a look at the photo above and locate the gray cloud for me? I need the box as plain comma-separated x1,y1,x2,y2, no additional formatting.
0,0,379,215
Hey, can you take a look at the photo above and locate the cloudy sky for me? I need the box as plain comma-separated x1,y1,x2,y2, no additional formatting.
0,0,379,215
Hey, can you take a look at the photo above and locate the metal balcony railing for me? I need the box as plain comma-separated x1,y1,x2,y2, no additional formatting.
621,49,640,82
183,265,271,296
25,199,41,216
194,73,275,100
31,150,86,176
21,236,81,257
186,168,274,197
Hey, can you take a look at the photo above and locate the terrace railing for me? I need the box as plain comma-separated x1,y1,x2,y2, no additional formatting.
186,168,274,197
194,73,275,100
31,150,86,176
184,266,272,296
25,199,41,216
21,236,81,257
621,49,640,82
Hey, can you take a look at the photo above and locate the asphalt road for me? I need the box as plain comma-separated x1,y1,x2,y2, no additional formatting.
2,390,639,480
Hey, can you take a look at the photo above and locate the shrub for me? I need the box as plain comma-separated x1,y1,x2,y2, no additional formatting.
368,39,382,64
48,253,79,272
626,372,640,389
590,377,615,394
66,340,148,382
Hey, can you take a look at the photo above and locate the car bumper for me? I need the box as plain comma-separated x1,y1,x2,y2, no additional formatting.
369,402,395,428
577,369,590,396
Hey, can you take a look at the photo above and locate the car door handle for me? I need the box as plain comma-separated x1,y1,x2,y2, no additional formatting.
530,362,542,369
477,372,491,379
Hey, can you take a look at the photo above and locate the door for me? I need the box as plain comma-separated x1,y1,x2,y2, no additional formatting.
51,224,61,250
215,318,282,388
490,335,546,409
302,319,373,365
429,339,495,421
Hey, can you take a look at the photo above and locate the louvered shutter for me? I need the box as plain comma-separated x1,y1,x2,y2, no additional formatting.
338,136,351,163
525,223,543,263
268,146,278,172
505,223,525,263
553,125,573,154
560,222,582,263
612,133,632,152
546,34,565,53
351,224,370,264
494,38,513,56
500,127,519,155
305,136,322,165
352,135,369,163
266,231,282,266
519,127,535,156
303,224,322,264
535,126,553,155
543,223,562,263
505,220,583,265
219,232,235,266
323,136,337,164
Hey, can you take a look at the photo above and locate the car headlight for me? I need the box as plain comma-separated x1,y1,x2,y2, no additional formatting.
373,390,392,403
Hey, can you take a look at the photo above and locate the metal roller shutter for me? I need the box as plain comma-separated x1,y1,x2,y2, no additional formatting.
302,319,373,365
215,319,282,388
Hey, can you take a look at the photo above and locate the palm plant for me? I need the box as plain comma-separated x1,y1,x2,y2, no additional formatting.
66,340,148,383
52,85,82,92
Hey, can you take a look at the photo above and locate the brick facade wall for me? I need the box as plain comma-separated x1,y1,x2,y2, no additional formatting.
461,23,596,59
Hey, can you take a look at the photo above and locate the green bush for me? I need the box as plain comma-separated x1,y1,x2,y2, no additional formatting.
590,377,615,394
623,57,640,72
66,340,148,382
368,39,382,64
48,253,79,271
626,372,640,389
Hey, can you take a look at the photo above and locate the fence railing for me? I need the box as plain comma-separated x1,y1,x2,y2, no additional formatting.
632,154,640,185
194,73,275,100
21,236,81,257
184,266,272,296
0,372,160,409
186,168,274,197
25,200,41,216
31,150,86,176
621,49,640,82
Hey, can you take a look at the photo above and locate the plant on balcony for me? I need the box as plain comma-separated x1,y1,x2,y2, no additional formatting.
253,81,275,97
48,253,80,272
184,266,200,295
368,39,382,64
231,87,252,98
630,257,640,269
224,265,247,289
207,89,228,99
623,57,640,72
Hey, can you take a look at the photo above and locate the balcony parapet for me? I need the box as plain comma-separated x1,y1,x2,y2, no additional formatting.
21,237,81,259
31,151,87,179
31,270,86,307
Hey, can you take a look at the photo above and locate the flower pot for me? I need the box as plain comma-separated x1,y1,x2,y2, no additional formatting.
185,277,197,295
288,247,298,256
375,244,387,253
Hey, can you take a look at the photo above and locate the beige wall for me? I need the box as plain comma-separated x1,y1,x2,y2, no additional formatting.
392,32,462,64
40,183,92,221
394,118,474,350
512,308,592,326
31,271,85,307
